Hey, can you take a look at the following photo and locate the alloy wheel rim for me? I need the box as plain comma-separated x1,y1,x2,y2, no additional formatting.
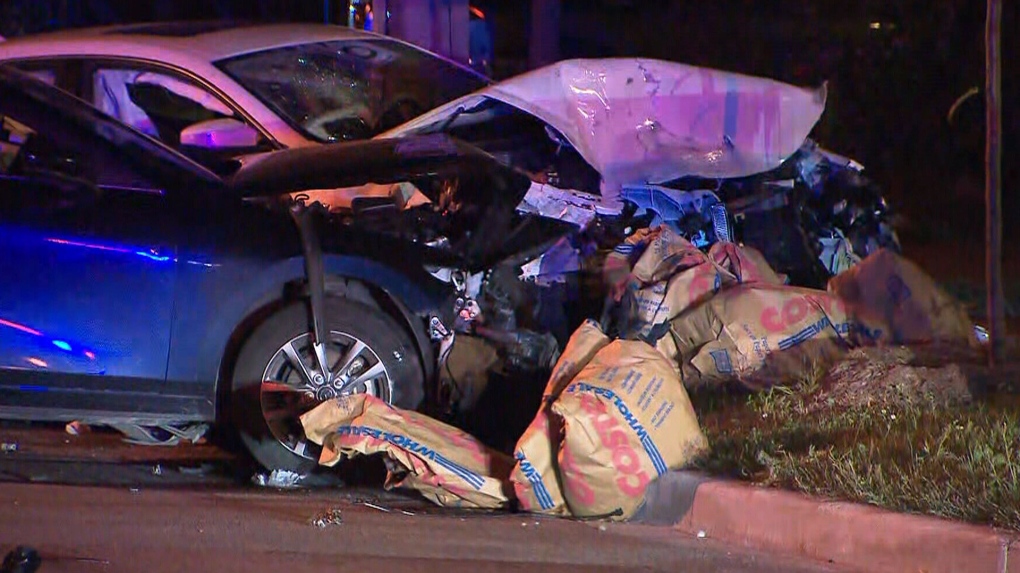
260,331,391,460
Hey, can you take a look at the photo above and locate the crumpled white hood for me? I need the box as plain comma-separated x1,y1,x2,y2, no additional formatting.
383,58,827,188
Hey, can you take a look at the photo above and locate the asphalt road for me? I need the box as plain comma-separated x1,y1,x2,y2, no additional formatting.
0,423,846,573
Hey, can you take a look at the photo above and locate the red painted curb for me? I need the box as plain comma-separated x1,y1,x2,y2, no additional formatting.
674,479,1018,573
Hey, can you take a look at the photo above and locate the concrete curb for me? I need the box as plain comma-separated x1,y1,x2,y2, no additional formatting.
632,471,1019,573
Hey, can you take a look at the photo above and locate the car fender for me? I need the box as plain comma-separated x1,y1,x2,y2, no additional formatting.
170,254,445,417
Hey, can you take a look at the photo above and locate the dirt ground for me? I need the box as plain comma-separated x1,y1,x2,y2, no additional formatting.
812,346,976,413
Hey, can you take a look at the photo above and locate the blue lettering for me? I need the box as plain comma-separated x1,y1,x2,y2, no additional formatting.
613,395,649,442
339,426,486,489
515,451,554,508
570,385,669,477
402,438,437,461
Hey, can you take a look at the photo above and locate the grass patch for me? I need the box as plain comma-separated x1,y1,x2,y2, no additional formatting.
692,377,1020,530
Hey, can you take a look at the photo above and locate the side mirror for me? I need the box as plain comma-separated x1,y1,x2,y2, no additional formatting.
180,118,260,150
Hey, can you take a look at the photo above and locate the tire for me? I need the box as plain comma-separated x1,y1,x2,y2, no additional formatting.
231,297,424,474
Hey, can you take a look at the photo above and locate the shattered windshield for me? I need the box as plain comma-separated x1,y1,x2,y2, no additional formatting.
215,39,489,143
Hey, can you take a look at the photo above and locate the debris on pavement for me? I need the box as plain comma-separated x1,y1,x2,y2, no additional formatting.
1,546,41,573
300,394,515,510
251,469,304,489
177,463,216,476
0,443,16,454
64,421,89,435
108,423,209,446
362,502,390,513
310,509,343,528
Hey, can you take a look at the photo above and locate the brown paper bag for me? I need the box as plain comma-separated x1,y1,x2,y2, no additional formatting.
827,249,977,346
625,229,739,341
604,227,661,301
630,227,708,285
670,284,852,390
624,233,787,343
511,320,611,515
301,394,513,510
553,340,708,520
439,334,501,413
708,242,786,286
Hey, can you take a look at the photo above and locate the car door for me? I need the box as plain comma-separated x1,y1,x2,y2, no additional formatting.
0,76,182,420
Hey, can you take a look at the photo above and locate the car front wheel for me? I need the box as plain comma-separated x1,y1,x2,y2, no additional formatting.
231,298,424,474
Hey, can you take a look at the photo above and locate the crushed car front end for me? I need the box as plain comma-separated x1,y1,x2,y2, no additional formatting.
378,58,901,291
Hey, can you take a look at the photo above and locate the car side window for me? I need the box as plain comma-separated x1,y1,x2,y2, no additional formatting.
88,65,271,172
1,100,157,194
92,67,236,140
5,61,62,87
21,68,57,86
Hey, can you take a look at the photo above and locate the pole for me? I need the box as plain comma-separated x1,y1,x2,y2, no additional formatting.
324,0,331,24
985,0,1006,366
374,0,388,35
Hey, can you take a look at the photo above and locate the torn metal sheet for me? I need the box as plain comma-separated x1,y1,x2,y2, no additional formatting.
382,58,827,190
796,139,864,191
519,236,581,285
517,182,610,228
817,230,860,276
619,185,728,247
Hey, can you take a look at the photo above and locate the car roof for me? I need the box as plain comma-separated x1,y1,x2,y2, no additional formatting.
0,21,386,64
